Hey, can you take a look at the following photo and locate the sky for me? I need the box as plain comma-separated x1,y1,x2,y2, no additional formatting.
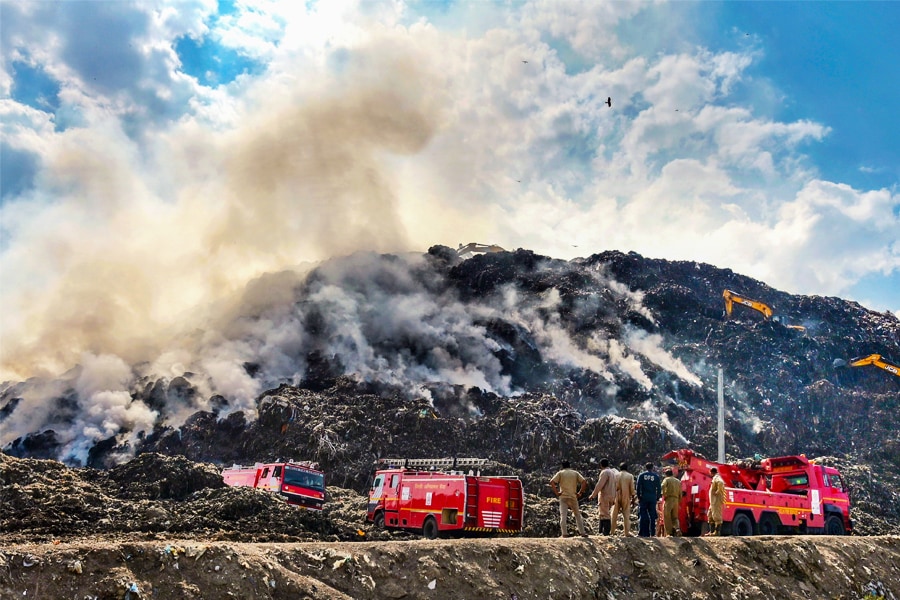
1,0,898,384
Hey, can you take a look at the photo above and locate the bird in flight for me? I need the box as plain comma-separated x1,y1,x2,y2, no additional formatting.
605,97,612,108
522,60,528,64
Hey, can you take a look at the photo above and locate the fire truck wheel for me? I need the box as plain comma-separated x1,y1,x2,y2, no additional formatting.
373,512,385,529
422,517,439,540
825,515,845,535
758,514,779,536
730,513,754,536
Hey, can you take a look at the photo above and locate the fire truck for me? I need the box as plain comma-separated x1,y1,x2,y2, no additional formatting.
222,461,325,510
366,458,524,539
662,449,852,536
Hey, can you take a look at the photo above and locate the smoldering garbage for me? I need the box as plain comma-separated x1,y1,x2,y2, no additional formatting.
1,246,898,544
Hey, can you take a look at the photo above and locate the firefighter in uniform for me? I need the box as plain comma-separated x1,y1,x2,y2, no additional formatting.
588,458,617,535
661,468,682,536
636,463,662,537
706,466,726,536
611,463,636,536
549,460,588,537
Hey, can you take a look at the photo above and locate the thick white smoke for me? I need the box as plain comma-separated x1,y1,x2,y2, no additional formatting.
0,37,441,386
624,328,702,386
1,250,705,463
0,31,703,464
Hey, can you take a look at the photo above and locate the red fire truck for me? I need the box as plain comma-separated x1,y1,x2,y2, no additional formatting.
366,458,524,539
662,449,852,536
222,461,325,510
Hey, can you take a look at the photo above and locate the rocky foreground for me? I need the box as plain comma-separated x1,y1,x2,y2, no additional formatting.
2,536,899,600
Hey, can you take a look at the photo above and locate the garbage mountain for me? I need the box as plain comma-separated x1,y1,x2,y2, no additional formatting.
2,247,898,537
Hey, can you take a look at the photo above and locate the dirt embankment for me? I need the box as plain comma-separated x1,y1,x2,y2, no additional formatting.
2,536,899,600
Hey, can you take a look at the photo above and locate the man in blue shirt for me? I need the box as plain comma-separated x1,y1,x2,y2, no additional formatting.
636,462,662,537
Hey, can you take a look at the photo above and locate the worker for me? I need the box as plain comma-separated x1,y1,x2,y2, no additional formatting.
549,460,589,538
611,463,636,536
706,466,726,536
661,468,682,536
635,462,662,537
588,458,617,535
656,496,666,537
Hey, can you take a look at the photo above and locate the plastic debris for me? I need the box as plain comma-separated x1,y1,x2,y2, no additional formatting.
123,582,140,600
427,579,437,590
67,560,83,574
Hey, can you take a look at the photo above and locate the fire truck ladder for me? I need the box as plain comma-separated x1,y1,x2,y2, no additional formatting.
506,478,523,529
376,457,493,471
465,478,480,527
286,460,320,469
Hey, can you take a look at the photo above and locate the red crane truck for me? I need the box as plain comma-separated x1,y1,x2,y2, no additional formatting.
662,449,852,536
366,458,524,539
222,461,325,510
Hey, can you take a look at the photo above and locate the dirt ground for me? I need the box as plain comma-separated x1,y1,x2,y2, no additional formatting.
2,535,898,600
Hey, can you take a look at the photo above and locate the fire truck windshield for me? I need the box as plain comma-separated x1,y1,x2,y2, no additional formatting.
284,467,324,491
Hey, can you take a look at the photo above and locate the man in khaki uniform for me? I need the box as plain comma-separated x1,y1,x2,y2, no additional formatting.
588,458,618,535
611,462,636,536
706,466,726,536
549,460,588,537
661,468,682,536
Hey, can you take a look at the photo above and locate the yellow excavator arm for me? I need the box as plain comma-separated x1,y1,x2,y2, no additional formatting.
722,289,806,331
849,354,900,377
723,289,774,319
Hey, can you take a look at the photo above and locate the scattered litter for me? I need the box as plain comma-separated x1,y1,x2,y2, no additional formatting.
123,582,140,600
186,545,207,560
427,579,436,590
67,560,83,574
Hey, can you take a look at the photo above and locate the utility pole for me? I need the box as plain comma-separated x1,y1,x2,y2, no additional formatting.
717,367,725,462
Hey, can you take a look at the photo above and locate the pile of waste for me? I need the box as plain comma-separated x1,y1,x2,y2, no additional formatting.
2,247,898,540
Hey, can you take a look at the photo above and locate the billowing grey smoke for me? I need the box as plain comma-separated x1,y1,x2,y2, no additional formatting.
0,249,701,464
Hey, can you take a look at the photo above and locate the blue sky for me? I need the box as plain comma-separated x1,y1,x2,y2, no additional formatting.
1,0,898,383
713,2,899,191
